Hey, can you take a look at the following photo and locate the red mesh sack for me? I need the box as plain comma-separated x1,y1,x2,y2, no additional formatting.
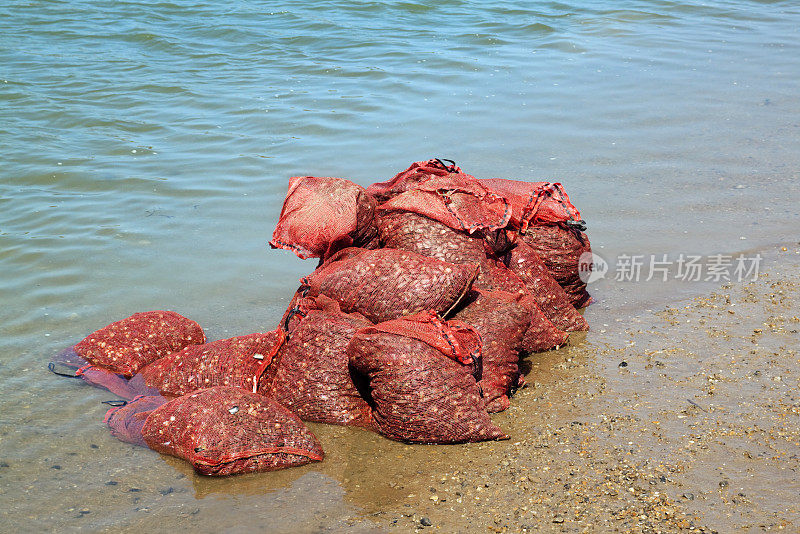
303,247,477,324
521,223,592,308
70,311,205,377
479,179,583,232
348,312,507,444
104,395,167,447
451,290,529,413
139,386,324,476
452,290,569,412
270,176,379,260
135,331,286,398
506,241,589,332
516,294,570,353
377,173,511,235
79,366,158,399
377,211,488,265
474,258,528,294
469,258,574,350
366,158,462,202
262,304,374,428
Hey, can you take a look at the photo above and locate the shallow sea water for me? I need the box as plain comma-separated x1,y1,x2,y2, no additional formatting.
1,0,799,531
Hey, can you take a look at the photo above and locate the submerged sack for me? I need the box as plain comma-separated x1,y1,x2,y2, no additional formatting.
263,305,374,428
71,311,205,377
105,395,167,447
270,176,379,260
136,331,286,398
304,247,477,324
506,241,589,332
139,386,324,476
48,346,157,400
348,312,507,444
521,223,592,308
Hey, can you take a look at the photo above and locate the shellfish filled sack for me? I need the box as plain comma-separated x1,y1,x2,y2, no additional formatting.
505,240,589,332
520,223,592,309
377,212,526,295
480,178,592,308
347,311,507,444
105,386,324,476
302,247,478,324
515,293,571,354
261,297,374,429
60,311,205,378
377,211,489,266
269,176,379,261
133,330,286,398
472,257,529,293
454,256,575,353
452,289,567,413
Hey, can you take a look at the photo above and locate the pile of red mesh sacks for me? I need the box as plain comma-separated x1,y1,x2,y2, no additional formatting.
51,158,592,476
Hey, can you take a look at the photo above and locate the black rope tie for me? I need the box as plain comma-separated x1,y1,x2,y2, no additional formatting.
472,351,483,382
434,158,458,173
48,361,80,378
552,186,587,233
282,284,311,332
566,219,587,232
283,307,307,332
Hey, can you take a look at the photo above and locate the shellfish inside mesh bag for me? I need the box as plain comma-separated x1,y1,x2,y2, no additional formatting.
106,387,324,476
133,331,286,398
269,175,379,261
303,247,478,324
347,312,507,444
505,240,589,332
451,289,567,413
261,301,374,429
377,211,490,265
60,311,205,378
471,257,528,294
378,211,525,291
520,223,592,309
